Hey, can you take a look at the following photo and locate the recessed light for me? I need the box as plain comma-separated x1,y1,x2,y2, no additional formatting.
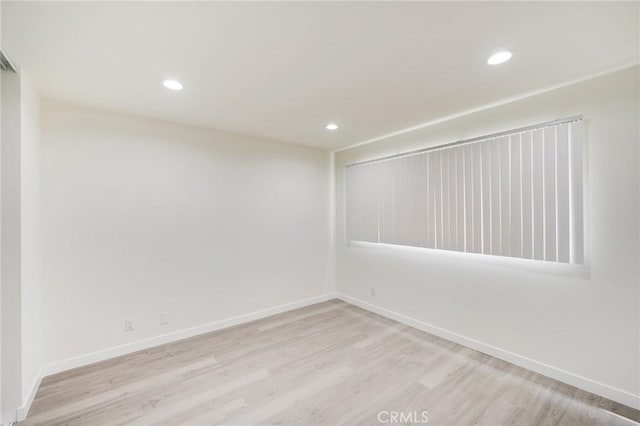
487,51,512,65
325,123,339,130
163,79,183,91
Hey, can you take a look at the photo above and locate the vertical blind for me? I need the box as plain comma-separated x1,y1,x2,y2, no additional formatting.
346,118,584,264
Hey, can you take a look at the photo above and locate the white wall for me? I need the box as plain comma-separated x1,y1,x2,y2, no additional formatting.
41,100,331,365
335,66,640,405
20,74,42,405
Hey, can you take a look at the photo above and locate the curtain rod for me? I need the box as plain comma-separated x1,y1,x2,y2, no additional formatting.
345,115,583,168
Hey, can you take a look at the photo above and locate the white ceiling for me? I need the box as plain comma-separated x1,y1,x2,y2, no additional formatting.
2,1,638,150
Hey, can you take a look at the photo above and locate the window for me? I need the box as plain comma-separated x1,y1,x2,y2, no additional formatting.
345,117,584,264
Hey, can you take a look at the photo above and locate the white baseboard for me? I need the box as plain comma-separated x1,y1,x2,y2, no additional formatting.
6,293,336,422
42,293,337,378
17,291,638,421
16,366,45,422
336,292,640,410
2,409,17,426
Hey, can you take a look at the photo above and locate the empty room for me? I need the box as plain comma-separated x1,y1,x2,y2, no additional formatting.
0,1,638,425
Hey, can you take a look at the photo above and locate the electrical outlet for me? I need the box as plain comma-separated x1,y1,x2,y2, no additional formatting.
370,287,376,296
125,318,135,331
160,312,169,325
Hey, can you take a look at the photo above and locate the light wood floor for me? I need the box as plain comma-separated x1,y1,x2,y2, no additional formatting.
24,300,639,425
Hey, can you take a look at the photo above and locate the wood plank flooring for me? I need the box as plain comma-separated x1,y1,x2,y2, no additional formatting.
23,300,640,425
